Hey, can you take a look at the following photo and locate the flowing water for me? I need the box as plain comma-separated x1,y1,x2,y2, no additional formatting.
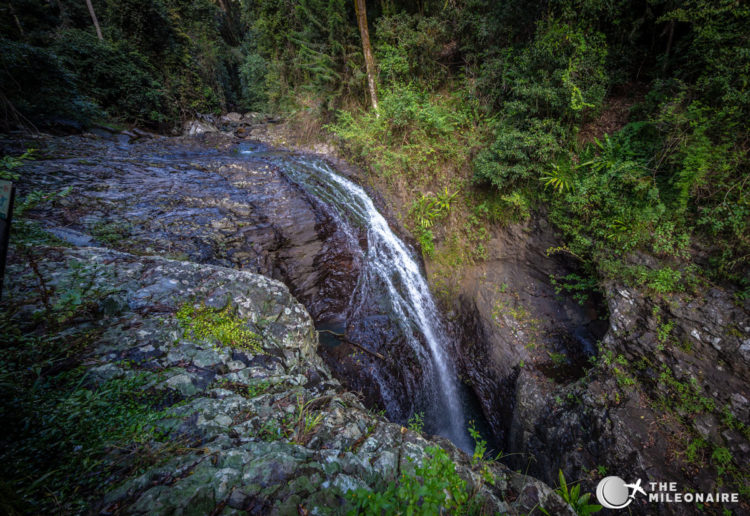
239,143,473,451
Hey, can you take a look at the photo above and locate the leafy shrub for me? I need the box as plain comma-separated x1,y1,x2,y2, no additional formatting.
379,84,459,142
550,469,602,516
239,51,268,111
474,118,566,191
647,267,683,294
328,86,477,184
0,149,35,181
410,188,458,258
52,29,166,124
375,14,451,89
548,125,672,263
347,446,476,515
407,411,424,433
0,37,98,126
477,18,607,122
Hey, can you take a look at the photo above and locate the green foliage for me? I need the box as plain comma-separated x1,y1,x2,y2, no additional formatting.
553,469,602,516
0,294,176,513
0,149,35,181
347,446,477,515
685,439,707,465
549,126,669,262
472,17,607,191
415,228,436,258
541,163,575,194
468,422,486,465
409,187,459,257
330,85,479,172
0,37,99,126
52,29,166,124
473,118,567,192
239,50,269,111
379,84,462,142
50,259,116,325
656,319,675,346
375,14,450,89
407,411,424,433
468,421,495,486
647,267,683,295
410,188,458,229
657,366,716,417
0,369,172,513
550,273,599,305
2,0,255,129
216,378,271,399
90,219,133,246
498,191,531,222
247,0,361,110
711,447,732,476
547,351,568,367
175,302,261,352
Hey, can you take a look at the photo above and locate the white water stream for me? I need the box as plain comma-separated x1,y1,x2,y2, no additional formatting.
242,145,472,451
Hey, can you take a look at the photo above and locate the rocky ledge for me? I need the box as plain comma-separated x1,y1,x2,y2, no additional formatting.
2,244,572,515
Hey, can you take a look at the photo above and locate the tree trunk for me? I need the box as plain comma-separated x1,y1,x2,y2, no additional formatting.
8,1,25,38
85,0,103,41
662,20,675,75
354,0,379,115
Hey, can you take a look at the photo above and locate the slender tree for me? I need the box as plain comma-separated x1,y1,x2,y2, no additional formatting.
85,0,103,40
7,0,25,38
354,0,378,115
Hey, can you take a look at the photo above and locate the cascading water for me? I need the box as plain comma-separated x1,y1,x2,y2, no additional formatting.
239,143,472,452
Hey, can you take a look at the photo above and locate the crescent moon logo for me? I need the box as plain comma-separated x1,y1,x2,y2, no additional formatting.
596,476,633,509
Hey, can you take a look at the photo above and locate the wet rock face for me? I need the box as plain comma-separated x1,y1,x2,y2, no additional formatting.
452,215,607,444
14,134,358,329
7,133,430,420
509,281,750,515
4,245,574,515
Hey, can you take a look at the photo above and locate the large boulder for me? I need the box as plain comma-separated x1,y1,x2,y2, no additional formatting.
184,119,219,136
3,245,573,515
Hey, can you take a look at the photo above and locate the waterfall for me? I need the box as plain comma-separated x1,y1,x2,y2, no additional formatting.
240,144,472,452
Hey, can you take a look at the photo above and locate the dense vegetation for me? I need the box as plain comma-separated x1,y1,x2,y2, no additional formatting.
2,0,747,295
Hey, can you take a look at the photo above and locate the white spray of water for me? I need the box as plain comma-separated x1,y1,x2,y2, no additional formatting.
244,147,472,451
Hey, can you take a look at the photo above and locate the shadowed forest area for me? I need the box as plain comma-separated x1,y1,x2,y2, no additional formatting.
2,0,747,289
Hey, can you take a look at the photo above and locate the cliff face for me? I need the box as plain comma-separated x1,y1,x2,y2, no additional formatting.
0,132,572,514
451,215,750,515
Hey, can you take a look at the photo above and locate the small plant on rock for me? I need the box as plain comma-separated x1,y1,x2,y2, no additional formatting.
407,411,424,433
551,469,602,515
176,302,261,353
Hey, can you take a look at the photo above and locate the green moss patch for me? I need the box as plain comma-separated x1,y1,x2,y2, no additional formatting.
176,302,261,353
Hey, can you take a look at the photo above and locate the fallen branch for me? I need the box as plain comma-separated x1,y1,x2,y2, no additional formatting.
318,329,384,360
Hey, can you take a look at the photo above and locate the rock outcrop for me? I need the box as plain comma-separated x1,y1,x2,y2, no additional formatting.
450,215,750,515
4,245,573,515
